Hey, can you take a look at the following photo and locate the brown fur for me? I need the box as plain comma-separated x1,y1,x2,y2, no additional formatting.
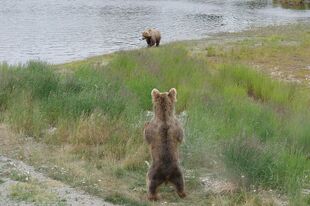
142,28,161,47
144,88,186,201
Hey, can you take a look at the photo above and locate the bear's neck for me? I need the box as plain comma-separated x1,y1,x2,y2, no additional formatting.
154,108,174,122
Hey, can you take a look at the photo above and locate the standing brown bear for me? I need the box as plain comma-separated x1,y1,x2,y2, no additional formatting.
144,88,186,201
142,28,161,47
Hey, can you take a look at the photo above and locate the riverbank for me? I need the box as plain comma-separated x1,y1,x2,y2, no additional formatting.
1,23,310,205
274,0,310,9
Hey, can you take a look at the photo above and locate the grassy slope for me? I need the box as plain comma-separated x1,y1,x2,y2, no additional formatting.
1,23,310,205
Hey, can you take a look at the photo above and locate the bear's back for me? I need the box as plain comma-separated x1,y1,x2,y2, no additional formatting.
147,119,181,165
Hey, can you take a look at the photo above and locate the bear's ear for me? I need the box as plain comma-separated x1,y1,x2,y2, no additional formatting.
168,88,177,101
151,88,160,101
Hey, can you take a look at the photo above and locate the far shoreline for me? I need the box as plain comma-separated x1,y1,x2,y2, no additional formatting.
59,21,310,67
0,21,307,67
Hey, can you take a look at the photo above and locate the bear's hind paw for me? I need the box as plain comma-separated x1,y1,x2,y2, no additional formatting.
148,194,159,201
177,191,187,198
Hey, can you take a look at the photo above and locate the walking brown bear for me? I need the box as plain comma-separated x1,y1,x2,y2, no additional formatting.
142,28,161,47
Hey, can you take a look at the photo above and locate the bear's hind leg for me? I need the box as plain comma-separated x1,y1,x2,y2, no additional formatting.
148,178,163,201
147,171,164,201
169,168,186,198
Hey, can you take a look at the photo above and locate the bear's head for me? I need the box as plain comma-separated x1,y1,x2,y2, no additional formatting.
151,88,177,120
142,29,152,39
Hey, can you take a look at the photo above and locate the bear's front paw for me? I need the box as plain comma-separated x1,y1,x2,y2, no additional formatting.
144,122,150,128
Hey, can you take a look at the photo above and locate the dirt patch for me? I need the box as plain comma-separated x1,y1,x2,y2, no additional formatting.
0,156,116,206
201,175,238,195
0,124,116,206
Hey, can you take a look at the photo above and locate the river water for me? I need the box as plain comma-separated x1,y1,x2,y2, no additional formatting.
1,0,310,64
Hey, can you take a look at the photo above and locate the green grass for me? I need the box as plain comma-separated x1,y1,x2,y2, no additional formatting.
10,182,64,205
1,25,310,205
105,194,148,206
9,170,31,182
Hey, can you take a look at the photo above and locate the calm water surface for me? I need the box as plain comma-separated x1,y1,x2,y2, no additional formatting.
1,0,310,64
